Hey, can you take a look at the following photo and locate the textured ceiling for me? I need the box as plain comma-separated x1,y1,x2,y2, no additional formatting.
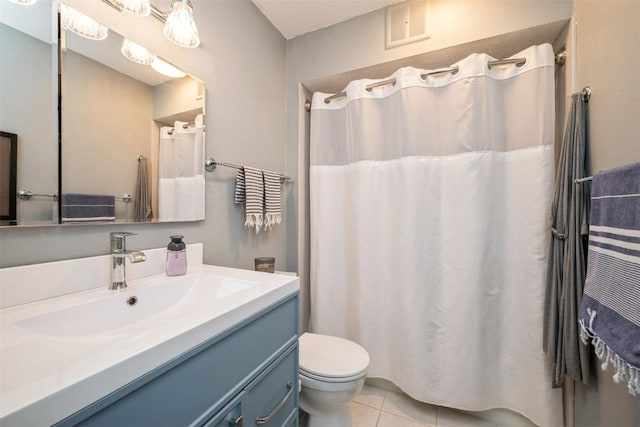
251,0,404,39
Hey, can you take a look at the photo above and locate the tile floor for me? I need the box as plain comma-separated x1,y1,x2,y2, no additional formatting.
348,384,496,427
300,383,500,427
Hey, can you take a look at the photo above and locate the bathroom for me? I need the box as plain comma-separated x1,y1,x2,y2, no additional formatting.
0,0,638,426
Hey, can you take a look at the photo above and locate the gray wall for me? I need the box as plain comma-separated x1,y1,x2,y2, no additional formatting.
0,0,288,271
573,1,640,426
0,24,57,223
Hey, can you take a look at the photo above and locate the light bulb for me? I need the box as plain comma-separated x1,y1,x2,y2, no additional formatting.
59,3,108,41
163,0,200,48
121,39,156,65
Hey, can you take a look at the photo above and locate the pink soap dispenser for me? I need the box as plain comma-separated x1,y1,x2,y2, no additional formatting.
166,235,187,276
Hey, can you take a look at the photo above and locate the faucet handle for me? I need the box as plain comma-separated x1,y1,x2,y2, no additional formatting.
110,231,137,239
110,232,137,252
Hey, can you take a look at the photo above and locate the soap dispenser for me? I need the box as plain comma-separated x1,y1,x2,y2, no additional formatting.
166,235,187,276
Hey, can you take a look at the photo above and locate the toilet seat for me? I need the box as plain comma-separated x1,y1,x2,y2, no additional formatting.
299,333,369,381
299,368,365,383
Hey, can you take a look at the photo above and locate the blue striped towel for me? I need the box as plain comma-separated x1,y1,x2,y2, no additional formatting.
578,161,640,396
61,193,115,222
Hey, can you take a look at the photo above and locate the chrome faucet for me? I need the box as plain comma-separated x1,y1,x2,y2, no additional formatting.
110,232,146,290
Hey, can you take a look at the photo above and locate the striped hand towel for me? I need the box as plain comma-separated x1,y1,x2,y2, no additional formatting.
578,161,640,396
263,171,281,230
234,168,246,204
61,193,116,222
242,166,264,233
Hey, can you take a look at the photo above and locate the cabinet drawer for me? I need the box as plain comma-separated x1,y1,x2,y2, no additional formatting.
245,344,298,427
55,296,298,427
203,391,245,427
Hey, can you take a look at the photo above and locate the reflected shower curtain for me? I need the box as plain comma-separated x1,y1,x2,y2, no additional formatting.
309,44,562,426
158,117,205,221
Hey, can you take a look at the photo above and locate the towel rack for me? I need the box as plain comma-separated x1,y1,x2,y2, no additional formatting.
19,189,132,203
17,189,58,201
204,157,292,184
575,176,593,184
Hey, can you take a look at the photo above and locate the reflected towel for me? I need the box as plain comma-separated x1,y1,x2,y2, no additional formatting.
134,156,152,221
578,162,640,396
61,193,115,222
263,171,281,230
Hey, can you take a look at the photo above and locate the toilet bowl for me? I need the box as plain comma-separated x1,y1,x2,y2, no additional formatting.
298,333,370,427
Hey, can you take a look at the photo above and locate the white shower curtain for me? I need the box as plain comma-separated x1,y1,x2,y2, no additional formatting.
309,44,562,426
158,116,205,221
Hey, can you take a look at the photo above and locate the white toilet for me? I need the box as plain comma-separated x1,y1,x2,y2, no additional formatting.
298,332,370,427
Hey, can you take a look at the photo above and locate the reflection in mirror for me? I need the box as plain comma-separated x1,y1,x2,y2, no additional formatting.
61,5,205,223
0,132,18,223
0,0,58,226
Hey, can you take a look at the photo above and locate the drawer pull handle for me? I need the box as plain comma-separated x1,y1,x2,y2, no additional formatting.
230,415,243,427
255,381,293,425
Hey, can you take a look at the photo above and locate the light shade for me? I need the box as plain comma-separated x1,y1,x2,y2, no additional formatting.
9,0,37,5
59,3,108,41
111,0,150,16
163,0,200,48
151,58,186,78
121,38,156,65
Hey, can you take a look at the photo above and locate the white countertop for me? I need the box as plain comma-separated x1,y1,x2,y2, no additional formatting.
0,250,298,426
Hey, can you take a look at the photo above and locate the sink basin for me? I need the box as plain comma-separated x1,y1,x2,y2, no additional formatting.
16,272,255,338
0,244,299,427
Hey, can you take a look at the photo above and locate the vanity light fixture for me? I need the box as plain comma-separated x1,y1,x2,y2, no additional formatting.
9,0,37,5
60,3,108,41
111,0,150,16
101,0,200,49
121,38,156,65
151,57,186,78
161,0,200,48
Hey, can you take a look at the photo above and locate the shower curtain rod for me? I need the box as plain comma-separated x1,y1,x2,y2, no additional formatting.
323,49,567,104
204,157,292,183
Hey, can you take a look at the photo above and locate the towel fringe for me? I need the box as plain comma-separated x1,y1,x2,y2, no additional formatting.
245,213,263,234
265,213,282,230
579,312,640,397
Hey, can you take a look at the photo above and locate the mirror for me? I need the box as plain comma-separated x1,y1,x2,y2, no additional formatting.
61,5,205,223
0,0,205,226
0,0,59,226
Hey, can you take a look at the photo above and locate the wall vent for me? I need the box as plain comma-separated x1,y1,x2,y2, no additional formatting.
385,0,430,49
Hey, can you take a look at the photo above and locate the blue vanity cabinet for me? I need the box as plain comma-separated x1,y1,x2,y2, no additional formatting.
204,344,298,427
244,343,298,426
53,294,298,427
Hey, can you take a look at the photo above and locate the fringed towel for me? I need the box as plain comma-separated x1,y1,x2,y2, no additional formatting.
578,161,640,396
234,168,246,204
235,167,283,233
238,166,264,233
263,171,282,230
